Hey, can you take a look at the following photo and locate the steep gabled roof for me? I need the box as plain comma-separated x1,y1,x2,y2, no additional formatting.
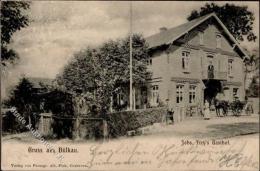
27,77,53,89
146,13,248,58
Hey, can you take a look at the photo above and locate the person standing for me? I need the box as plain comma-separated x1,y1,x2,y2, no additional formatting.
208,61,214,79
204,100,211,120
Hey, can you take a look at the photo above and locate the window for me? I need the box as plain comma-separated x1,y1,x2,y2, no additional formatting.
146,58,152,65
151,85,159,105
116,93,120,105
181,51,190,71
207,55,214,79
207,54,214,59
228,59,233,76
116,93,123,105
233,88,239,100
216,34,222,48
189,85,196,103
199,31,204,45
176,84,184,104
141,87,148,104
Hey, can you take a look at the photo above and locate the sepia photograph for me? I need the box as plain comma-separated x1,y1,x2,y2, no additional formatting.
1,1,259,170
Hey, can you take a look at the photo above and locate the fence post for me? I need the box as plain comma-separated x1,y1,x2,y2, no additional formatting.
41,114,44,132
103,119,108,141
73,116,80,140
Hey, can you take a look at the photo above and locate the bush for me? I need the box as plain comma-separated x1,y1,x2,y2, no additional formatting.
107,107,166,137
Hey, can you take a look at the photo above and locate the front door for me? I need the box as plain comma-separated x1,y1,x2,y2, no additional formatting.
203,80,222,105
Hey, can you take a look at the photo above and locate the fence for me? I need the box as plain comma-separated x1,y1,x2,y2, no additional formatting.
38,114,105,139
37,107,167,139
38,106,208,139
38,113,52,136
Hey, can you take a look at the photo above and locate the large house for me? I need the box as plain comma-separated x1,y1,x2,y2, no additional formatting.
116,13,248,115
144,13,248,111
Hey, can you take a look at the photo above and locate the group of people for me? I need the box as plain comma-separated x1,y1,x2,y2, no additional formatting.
203,98,254,120
166,97,252,123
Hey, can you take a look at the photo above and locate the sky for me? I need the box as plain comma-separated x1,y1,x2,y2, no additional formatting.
2,1,259,98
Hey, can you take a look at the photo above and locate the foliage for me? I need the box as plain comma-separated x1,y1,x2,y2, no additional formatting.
187,3,257,42
6,77,35,116
44,90,75,116
108,107,167,137
4,77,37,132
247,76,259,97
1,1,30,65
244,53,259,72
57,34,151,114
244,52,259,97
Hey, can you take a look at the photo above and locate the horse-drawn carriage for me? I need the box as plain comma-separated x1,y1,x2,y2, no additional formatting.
214,99,249,117
229,100,245,116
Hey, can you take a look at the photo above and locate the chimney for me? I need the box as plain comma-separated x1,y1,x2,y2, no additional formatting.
159,27,167,32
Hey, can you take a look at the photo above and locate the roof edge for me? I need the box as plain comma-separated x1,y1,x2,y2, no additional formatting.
165,13,215,47
149,12,249,59
211,13,249,59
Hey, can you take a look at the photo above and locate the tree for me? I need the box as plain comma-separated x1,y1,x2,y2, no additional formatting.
6,77,35,131
8,77,34,107
56,34,151,139
57,34,151,113
1,1,30,66
56,48,97,93
187,3,257,42
247,76,259,97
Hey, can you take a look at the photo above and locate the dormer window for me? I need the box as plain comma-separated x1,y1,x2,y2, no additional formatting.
216,34,222,48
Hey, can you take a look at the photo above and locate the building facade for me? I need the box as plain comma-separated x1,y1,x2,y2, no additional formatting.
144,13,248,113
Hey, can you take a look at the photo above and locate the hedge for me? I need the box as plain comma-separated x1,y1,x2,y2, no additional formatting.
107,107,167,137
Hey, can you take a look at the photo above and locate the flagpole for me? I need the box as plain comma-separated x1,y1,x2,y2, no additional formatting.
129,1,133,110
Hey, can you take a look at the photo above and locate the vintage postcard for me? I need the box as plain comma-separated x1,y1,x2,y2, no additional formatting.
1,1,259,170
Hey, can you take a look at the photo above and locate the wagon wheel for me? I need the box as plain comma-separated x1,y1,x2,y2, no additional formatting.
236,108,242,116
231,104,238,116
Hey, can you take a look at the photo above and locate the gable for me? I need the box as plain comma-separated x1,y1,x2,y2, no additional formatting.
176,19,240,56
146,13,211,49
146,13,248,59
27,77,53,89
146,15,211,48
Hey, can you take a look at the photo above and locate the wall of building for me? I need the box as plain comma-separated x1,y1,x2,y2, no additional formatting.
147,51,170,106
168,81,204,109
167,45,203,79
148,20,246,108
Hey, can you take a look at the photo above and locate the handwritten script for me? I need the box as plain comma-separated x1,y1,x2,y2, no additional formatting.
74,140,259,170
6,139,259,170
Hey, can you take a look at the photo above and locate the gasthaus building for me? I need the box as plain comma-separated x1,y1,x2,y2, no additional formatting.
142,13,248,120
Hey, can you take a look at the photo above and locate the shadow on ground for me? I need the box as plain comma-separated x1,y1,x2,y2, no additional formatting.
195,122,259,139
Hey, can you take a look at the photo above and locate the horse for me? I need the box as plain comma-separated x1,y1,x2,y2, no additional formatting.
214,99,229,117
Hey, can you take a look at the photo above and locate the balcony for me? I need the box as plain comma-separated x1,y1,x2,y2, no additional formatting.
202,70,227,80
